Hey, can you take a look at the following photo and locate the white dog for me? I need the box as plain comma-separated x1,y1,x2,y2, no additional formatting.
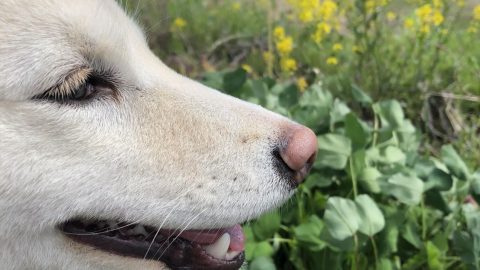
0,1,317,269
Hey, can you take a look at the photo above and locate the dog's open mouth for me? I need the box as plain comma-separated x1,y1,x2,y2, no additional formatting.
60,219,245,270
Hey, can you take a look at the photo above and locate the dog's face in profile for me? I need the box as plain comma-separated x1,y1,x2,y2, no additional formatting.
0,0,317,269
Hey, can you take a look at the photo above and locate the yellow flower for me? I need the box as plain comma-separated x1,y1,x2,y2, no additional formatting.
273,26,285,40
474,5,480,21
326,57,338,65
241,64,253,74
387,12,397,21
433,0,443,8
468,26,478,33
312,22,332,44
432,10,444,26
404,18,414,29
263,51,274,64
318,0,338,21
415,4,433,20
296,77,308,92
299,10,314,23
280,58,297,72
420,24,431,33
276,36,294,55
332,43,343,52
232,2,241,11
172,17,187,31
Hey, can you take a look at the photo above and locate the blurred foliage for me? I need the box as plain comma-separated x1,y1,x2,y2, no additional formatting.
123,0,480,269
124,0,480,164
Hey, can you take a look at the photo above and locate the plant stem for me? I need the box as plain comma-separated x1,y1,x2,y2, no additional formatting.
421,195,427,240
372,107,379,147
370,236,379,268
349,157,358,198
353,234,359,270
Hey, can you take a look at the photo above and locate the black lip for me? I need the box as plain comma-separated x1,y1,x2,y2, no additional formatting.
60,220,244,270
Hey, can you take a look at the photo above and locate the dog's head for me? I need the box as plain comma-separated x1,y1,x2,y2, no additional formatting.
0,0,317,269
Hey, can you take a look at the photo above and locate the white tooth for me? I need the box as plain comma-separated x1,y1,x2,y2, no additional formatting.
204,233,230,260
225,250,241,260
131,225,148,236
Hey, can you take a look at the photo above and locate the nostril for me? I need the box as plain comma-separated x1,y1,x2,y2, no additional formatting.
279,125,318,184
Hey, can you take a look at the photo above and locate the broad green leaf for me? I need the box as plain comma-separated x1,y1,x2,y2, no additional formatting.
324,197,361,240
250,241,274,259
222,68,247,95
293,215,326,251
252,211,280,240
298,84,333,108
382,172,424,205
351,84,372,105
345,113,372,150
355,195,385,236
249,256,276,270
316,134,352,170
424,168,453,191
441,144,470,181
373,100,405,128
383,146,406,164
329,99,351,127
359,167,382,193
426,241,443,270
303,173,333,189
402,221,422,248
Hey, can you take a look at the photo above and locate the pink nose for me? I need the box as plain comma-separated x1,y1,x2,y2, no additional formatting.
280,125,318,184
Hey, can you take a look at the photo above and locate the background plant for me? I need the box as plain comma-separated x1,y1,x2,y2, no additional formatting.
124,0,480,269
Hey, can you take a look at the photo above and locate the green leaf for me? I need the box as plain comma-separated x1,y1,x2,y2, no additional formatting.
351,84,372,105
303,173,333,189
382,172,424,205
373,100,405,129
345,113,372,150
316,134,352,170
359,167,382,193
329,99,351,127
324,197,361,240
424,168,453,191
222,68,247,95
252,211,281,240
249,256,276,270
251,241,274,259
441,144,470,181
426,241,443,270
293,215,326,251
355,195,385,236
383,146,406,164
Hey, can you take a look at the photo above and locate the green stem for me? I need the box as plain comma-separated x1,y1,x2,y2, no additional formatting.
370,236,379,268
349,158,358,198
421,195,427,240
372,108,379,147
353,234,359,270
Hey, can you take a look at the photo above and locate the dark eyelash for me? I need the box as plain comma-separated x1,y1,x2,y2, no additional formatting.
34,72,117,102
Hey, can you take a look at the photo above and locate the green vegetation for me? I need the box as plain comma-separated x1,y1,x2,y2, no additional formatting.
125,0,480,269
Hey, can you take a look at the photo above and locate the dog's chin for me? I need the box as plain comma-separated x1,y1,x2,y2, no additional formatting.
59,219,245,270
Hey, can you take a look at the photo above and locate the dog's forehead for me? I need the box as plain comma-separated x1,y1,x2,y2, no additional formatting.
0,0,151,99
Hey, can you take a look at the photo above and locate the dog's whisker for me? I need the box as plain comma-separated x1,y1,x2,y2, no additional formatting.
155,208,207,261
63,186,197,236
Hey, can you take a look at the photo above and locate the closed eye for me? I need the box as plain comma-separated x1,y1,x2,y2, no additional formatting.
34,68,118,103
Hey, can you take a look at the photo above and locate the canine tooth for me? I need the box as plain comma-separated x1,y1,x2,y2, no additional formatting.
204,233,230,260
225,250,241,260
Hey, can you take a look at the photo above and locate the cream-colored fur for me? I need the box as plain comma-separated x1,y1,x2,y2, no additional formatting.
0,1,298,269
